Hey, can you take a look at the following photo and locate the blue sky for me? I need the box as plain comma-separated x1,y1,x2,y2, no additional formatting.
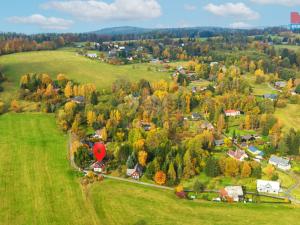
1,0,300,33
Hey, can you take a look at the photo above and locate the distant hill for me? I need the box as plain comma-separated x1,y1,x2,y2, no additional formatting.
91,26,152,35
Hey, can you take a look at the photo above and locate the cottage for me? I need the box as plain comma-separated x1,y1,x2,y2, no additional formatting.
87,53,98,58
71,96,85,104
92,161,105,173
126,164,143,180
191,112,201,121
275,81,286,88
257,180,280,194
269,155,291,171
227,149,248,161
214,139,224,147
200,121,214,130
241,134,256,142
247,146,264,159
224,110,240,117
263,94,278,101
210,62,218,67
220,186,244,202
141,122,151,131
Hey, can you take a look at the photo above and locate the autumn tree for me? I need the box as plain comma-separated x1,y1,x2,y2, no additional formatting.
87,111,97,127
183,150,195,179
10,100,21,112
224,158,239,177
154,171,166,185
241,162,251,178
64,81,73,98
167,162,177,185
138,150,148,166
217,114,225,135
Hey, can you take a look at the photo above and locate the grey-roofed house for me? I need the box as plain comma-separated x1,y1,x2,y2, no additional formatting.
275,81,286,88
215,139,224,147
263,94,278,101
71,96,85,104
191,112,201,120
241,134,256,142
201,121,214,130
269,155,291,171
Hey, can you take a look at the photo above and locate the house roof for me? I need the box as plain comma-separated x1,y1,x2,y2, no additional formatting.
224,186,244,198
263,94,278,100
72,96,85,103
224,110,240,114
257,179,280,190
214,139,224,146
241,134,255,141
269,155,290,166
228,149,248,160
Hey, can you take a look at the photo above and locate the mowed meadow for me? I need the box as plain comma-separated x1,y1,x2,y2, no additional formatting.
0,113,100,225
1,114,300,225
0,49,170,97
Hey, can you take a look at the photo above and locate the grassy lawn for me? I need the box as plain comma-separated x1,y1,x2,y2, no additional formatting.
90,179,300,225
243,75,276,95
0,113,100,225
274,104,300,132
0,49,170,100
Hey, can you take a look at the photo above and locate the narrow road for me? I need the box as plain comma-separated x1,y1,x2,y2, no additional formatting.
285,172,300,204
102,174,174,190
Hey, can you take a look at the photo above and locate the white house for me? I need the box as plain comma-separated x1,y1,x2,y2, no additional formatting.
87,53,98,58
220,186,244,202
269,155,291,171
257,180,280,194
224,110,240,117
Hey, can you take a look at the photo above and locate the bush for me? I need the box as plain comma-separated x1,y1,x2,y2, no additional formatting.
0,101,5,114
276,99,287,108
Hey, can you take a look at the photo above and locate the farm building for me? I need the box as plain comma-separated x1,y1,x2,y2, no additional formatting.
224,110,240,117
269,155,291,171
257,180,280,194
220,186,244,202
227,149,248,161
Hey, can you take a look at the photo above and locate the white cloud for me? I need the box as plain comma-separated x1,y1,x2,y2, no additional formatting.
184,4,197,11
204,2,259,20
251,0,300,6
229,22,253,29
42,0,162,21
7,14,73,30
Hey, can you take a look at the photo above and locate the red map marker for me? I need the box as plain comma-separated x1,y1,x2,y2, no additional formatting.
93,142,106,162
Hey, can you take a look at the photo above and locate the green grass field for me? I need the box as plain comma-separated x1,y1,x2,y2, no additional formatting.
91,179,300,225
1,113,300,225
274,104,300,131
0,113,100,225
0,49,170,100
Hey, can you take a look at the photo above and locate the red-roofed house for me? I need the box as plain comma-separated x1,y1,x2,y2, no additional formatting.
224,110,240,117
